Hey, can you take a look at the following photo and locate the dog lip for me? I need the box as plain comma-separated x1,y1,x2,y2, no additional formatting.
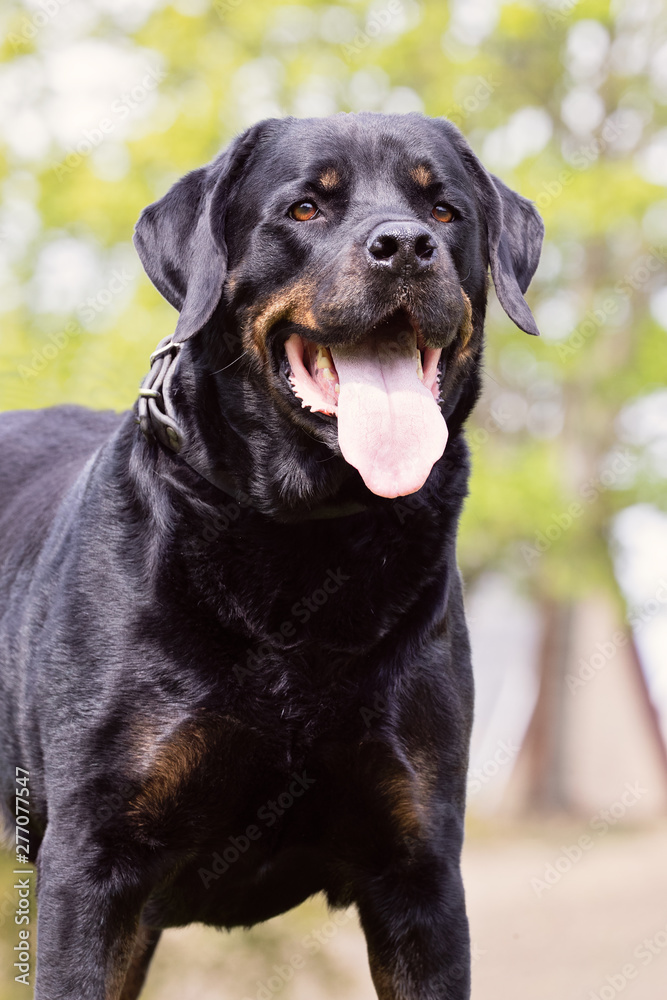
276,307,421,357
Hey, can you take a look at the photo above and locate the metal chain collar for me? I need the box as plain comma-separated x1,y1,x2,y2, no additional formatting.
137,337,185,452
136,336,368,521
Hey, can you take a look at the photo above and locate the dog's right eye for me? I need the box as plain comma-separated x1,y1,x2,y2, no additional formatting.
289,201,320,222
432,204,455,223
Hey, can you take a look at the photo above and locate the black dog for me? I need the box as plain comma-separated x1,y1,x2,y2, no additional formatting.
0,112,542,999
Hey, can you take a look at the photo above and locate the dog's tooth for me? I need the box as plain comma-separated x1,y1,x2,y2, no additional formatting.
316,346,333,368
335,383,340,394
416,349,424,381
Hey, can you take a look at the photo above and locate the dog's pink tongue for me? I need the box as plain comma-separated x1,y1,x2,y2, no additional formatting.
331,334,448,498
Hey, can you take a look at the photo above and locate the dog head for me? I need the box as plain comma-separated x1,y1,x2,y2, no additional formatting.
134,113,543,509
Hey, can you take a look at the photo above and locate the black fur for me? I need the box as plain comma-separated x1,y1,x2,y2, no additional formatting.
0,113,542,1000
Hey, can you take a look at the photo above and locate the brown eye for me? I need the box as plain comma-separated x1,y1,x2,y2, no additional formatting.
432,204,454,223
289,201,319,222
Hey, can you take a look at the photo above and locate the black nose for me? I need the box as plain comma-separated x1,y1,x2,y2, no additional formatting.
366,221,438,275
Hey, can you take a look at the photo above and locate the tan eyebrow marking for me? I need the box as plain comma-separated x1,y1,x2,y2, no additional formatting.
318,167,341,190
411,164,432,188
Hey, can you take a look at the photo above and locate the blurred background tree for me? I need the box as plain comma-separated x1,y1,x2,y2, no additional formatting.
1,0,667,997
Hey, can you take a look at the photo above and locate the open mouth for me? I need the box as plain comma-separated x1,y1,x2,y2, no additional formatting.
281,312,449,499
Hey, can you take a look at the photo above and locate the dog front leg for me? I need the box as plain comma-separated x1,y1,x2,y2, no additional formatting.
34,830,151,1000
119,926,162,1000
356,852,471,1000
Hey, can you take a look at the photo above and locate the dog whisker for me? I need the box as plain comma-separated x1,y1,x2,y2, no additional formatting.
210,351,248,375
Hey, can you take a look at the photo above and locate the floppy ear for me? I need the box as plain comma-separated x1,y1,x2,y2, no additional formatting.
133,121,270,342
483,173,544,336
437,119,544,336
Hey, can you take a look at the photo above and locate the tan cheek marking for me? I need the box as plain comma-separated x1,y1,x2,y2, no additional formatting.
459,289,473,347
243,280,319,362
319,167,341,190
457,288,475,358
411,164,432,188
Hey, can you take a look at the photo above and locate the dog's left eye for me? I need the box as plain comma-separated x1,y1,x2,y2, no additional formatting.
432,204,455,223
289,201,320,222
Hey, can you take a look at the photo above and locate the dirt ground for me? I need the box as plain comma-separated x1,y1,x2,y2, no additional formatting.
463,821,667,1000
138,821,667,1000
2,822,666,999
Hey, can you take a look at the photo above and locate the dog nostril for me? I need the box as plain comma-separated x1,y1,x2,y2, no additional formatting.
415,234,436,261
368,234,400,261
